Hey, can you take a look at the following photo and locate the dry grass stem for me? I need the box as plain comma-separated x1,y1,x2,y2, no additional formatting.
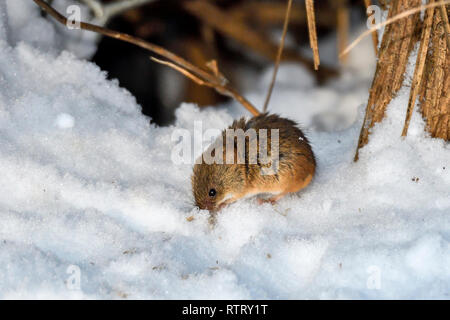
262,0,293,113
402,0,436,137
80,0,156,26
337,0,350,63
364,0,379,56
183,0,337,83
340,0,450,58
305,0,320,70
150,57,260,116
228,1,336,28
34,0,260,116
354,0,423,161
438,1,450,50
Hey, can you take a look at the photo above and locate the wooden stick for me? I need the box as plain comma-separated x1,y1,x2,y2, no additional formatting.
340,0,450,58
402,0,436,137
438,1,450,50
33,0,260,116
305,0,320,70
364,0,379,56
262,0,293,113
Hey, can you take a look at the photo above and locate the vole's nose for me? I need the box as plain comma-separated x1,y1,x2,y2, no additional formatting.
197,200,215,211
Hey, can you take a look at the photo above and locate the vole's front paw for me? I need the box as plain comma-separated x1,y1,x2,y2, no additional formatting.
257,192,287,205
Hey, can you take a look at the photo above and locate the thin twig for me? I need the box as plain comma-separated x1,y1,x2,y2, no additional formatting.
33,0,260,116
151,57,260,116
364,0,379,56
151,57,212,87
339,0,450,58
80,0,156,26
262,0,292,113
305,0,320,70
438,1,450,50
402,0,436,137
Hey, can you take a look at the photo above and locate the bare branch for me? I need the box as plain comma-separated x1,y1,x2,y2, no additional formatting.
34,0,260,116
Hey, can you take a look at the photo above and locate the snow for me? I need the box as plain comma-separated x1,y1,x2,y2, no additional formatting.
5,0,99,58
0,2,449,299
55,113,75,129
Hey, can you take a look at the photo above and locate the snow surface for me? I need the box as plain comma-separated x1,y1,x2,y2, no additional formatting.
0,1,449,299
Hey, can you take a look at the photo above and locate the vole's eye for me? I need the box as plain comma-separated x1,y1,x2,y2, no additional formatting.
209,189,216,197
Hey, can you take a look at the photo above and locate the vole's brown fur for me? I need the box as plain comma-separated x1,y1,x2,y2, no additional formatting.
192,114,316,212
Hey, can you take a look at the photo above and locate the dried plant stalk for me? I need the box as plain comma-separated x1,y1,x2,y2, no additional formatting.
364,0,379,56
182,38,222,107
228,1,337,28
354,0,422,161
438,1,450,50
418,2,450,140
401,0,436,137
183,0,337,82
305,0,320,70
183,0,302,63
262,0,293,113
378,0,389,10
337,0,350,63
33,0,260,116
340,0,450,59
150,57,260,116
80,0,155,26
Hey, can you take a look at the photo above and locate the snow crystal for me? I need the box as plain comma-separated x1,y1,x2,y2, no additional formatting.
55,113,75,129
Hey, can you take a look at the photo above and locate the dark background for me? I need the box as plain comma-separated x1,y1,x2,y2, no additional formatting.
91,0,368,125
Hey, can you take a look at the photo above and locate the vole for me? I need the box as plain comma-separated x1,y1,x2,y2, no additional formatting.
191,113,316,212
